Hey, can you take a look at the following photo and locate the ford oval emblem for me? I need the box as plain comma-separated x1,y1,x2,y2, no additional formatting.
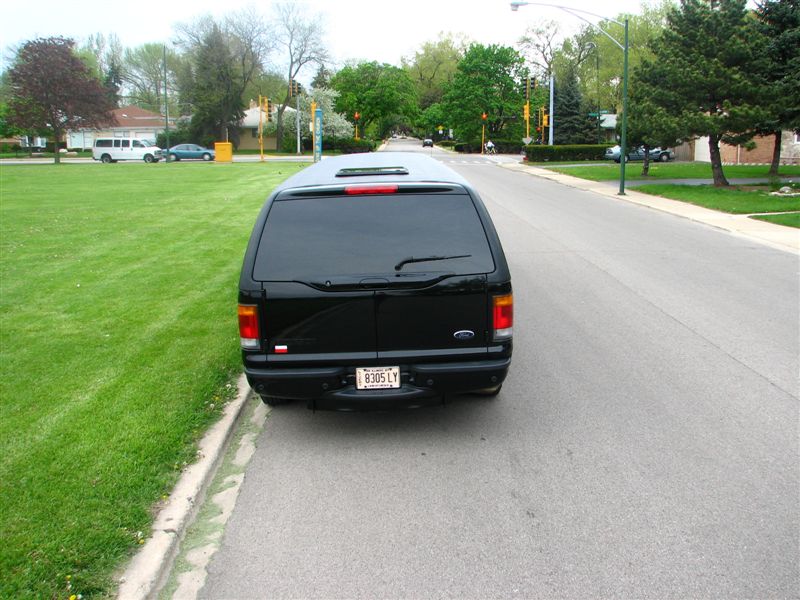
453,330,475,340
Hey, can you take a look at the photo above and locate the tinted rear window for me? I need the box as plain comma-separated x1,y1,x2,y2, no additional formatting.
253,193,495,281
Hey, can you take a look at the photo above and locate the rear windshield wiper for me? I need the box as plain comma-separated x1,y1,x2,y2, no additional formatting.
394,254,472,271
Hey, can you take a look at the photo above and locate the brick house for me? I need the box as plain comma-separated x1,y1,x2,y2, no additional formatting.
688,131,800,165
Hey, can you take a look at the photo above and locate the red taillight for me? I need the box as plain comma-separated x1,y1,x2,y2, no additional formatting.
238,304,260,349
344,184,399,195
492,293,513,341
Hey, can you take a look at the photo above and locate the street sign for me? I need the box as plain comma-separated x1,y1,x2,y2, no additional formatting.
523,137,533,145
313,108,323,163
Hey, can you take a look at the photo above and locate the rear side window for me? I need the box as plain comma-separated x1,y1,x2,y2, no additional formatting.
95,139,112,148
253,193,495,281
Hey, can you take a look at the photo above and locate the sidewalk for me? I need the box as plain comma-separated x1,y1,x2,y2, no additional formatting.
502,162,799,254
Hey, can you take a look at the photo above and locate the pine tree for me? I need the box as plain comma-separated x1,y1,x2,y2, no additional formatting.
753,0,800,175
635,0,769,185
554,67,595,144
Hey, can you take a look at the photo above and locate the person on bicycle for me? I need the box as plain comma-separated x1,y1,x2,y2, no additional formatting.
485,140,496,154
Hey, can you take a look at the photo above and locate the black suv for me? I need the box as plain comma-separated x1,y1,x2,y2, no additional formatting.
238,152,512,410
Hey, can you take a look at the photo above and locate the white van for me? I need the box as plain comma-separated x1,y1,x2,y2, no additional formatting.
92,138,162,163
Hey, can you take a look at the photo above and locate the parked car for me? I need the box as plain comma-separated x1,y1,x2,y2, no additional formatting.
92,138,162,163
604,145,674,163
167,144,215,161
238,152,513,410
422,138,434,147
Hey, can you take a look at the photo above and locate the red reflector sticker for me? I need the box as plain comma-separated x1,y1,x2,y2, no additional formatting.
344,184,398,195
274,345,288,354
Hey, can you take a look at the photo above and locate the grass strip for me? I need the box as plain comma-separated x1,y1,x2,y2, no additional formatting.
750,212,800,228
0,162,308,598
546,162,800,181
633,183,800,216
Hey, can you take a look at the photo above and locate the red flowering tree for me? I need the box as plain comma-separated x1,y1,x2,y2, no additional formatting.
7,37,116,163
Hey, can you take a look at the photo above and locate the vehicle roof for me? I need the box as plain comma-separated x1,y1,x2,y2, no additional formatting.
272,152,471,192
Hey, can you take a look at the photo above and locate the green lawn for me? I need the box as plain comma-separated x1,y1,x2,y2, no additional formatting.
546,162,800,181
634,183,800,214
751,212,800,228
0,162,308,598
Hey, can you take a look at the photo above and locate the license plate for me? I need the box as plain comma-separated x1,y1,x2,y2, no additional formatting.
356,366,401,390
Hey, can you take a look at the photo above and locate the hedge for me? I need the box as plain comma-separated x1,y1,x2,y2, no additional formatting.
523,144,607,162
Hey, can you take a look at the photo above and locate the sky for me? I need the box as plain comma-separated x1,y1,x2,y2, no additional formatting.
2,0,657,75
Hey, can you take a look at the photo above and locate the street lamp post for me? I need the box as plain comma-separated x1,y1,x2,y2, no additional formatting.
163,44,170,162
511,1,629,195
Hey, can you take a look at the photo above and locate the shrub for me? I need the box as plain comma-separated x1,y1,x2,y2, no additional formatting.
156,124,194,149
336,138,375,154
524,144,607,162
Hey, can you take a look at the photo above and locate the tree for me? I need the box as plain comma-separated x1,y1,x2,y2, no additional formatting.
82,33,124,106
7,37,115,163
753,0,800,175
311,65,333,89
271,1,329,150
176,8,273,147
269,87,353,150
553,67,595,144
625,90,686,176
517,21,560,79
634,0,769,186
402,34,467,110
186,24,243,146
555,3,671,118
331,62,419,138
441,44,527,145
120,43,174,112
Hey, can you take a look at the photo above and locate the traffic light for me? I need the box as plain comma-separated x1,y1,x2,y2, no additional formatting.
289,80,303,97
521,77,531,100
481,112,487,120
543,114,549,127
523,104,530,119
266,98,273,122
354,111,360,121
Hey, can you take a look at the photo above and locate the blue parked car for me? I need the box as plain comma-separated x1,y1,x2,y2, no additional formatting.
167,144,215,161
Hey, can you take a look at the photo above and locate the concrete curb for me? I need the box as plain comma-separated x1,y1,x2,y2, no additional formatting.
502,162,800,254
116,374,253,600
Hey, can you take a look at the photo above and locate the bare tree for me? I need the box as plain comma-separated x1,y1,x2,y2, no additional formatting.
272,1,329,149
120,43,171,111
517,20,560,77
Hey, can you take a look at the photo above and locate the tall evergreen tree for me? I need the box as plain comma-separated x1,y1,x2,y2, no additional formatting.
753,0,800,175
635,0,769,186
188,24,244,146
554,67,595,144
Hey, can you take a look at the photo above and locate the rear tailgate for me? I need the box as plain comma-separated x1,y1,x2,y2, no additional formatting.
250,186,497,362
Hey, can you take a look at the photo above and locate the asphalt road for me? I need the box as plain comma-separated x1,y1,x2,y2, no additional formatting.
199,139,799,598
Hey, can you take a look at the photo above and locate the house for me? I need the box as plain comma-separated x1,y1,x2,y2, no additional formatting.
66,105,175,150
237,99,283,151
674,131,799,165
